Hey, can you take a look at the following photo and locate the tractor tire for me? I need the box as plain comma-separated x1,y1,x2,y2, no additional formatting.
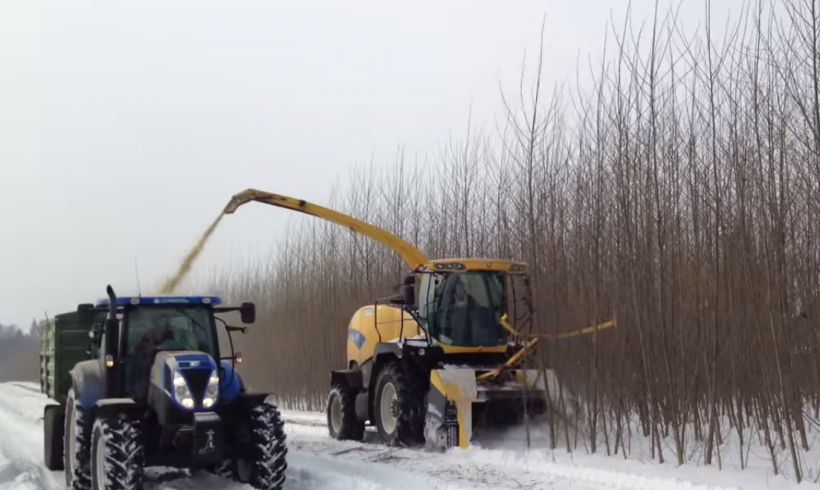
44,405,65,470
373,361,427,447
89,412,145,490
327,384,365,441
64,388,92,490
218,402,287,490
205,460,235,480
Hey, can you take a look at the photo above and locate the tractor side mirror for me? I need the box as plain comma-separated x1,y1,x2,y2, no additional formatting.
105,317,118,330
240,302,256,324
77,303,95,326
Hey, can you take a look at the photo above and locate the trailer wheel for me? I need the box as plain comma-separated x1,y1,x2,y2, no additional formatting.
373,361,427,447
64,388,92,490
44,404,65,470
327,384,365,441
90,412,145,490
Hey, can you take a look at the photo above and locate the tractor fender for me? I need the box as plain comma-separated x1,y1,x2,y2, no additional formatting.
219,359,243,403
94,398,140,418
69,360,104,411
235,391,270,407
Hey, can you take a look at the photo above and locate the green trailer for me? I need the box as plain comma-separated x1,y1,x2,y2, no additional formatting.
41,310,95,470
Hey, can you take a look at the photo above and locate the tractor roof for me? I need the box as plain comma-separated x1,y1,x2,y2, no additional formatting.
95,296,222,307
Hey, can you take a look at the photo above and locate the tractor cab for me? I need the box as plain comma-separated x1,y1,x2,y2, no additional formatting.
79,292,254,403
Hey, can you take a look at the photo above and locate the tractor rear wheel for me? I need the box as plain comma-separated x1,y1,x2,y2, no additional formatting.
64,388,91,490
327,384,365,441
89,412,145,490
373,361,427,447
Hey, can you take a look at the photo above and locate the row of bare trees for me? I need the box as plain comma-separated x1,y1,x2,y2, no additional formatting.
192,0,820,481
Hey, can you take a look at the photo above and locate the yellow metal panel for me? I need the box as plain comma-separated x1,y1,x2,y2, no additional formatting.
349,304,422,366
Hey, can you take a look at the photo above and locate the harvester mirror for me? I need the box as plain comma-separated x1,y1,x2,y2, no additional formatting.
400,284,415,305
240,302,256,324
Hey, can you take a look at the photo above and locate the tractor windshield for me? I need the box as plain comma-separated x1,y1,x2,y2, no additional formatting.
125,306,218,359
423,271,509,347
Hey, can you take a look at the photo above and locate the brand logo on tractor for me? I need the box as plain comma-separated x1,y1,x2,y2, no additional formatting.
199,429,215,454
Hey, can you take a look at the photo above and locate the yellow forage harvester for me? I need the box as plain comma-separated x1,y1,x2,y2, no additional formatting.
222,188,615,450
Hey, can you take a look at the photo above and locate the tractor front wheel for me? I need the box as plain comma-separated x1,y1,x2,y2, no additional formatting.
89,412,145,490
216,402,288,490
373,361,427,447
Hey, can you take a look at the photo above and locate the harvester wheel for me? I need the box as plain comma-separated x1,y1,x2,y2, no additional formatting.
89,412,145,490
327,384,365,441
373,361,426,447
64,388,92,490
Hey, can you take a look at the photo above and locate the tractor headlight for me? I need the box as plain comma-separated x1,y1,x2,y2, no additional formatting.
173,371,195,409
203,370,219,409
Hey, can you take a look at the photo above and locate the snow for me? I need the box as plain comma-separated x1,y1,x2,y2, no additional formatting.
0,381,809,490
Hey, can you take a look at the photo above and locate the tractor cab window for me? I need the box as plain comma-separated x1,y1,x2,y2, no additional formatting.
424,271,509,347
124,306,218,359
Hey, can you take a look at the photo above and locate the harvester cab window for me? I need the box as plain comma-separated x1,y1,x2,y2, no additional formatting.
429,271,508,347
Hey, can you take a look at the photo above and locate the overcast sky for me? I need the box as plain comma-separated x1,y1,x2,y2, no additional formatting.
0,0,747,329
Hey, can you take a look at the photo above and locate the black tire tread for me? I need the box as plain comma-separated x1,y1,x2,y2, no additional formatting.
65,389,91,490
44,406,65,471
375,361,428,447
327,384,365,441
207,460,235,480
91,413,145,490
247,403,288,490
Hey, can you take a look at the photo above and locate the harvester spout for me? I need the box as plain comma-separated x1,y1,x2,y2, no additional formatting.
223,189,261,215
222,188,430,270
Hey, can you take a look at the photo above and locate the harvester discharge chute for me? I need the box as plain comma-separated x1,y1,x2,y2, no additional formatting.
223,188,614,450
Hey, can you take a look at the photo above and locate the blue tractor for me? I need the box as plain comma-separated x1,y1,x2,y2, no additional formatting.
44,285,288,490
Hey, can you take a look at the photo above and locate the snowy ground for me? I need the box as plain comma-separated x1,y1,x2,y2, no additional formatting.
0,382,813,490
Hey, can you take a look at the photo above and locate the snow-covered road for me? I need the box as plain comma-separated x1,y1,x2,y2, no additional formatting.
0,382,447,490
0,381,607,490
0,381,790,490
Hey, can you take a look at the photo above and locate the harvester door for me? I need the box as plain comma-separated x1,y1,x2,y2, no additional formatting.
418,273,445,340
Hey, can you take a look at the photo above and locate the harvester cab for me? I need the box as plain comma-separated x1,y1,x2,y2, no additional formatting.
43,285,288,490
220,188,616,451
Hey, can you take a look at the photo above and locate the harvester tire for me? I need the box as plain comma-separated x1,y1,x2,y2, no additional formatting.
373,361,426,447
64,388,92,490
219,402,287,490
327,384,365,441
89,412,145,490
44,405,65,470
